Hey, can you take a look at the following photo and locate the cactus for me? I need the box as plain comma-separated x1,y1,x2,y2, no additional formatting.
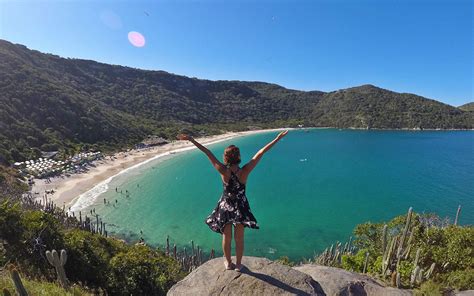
382,235,397,275
196,245,200,265
416,267,424,283
397,207,413,260
410,265,421,287
425,263,435,279
454,205,461,226
166,235,170,256
403,230,415,259
363,251,369,273
173,244,177,259
9,269,28,296
381,224,388,254
210,248,215,259
413,248,421,268
46,249,69,289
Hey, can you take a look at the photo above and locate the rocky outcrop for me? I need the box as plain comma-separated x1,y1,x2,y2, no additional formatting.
295,264,412,296
167,256,325,295
168,256,417,296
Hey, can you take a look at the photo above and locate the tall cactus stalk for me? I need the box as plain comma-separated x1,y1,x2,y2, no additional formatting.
454,205,461,226
397,207,413,260
410,265,421,287
395,271,402,288
403,230,414,260
46,249,69,289
413,248,421,268
363,251,369,273
381,224,388,254
210,249,215,259
9,268,28,296
382,235,397,275
425,263,435,279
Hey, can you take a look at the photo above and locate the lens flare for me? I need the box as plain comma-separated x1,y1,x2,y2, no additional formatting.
128,31,146,47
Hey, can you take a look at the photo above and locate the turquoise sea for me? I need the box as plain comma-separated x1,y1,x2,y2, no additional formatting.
79,129,473,261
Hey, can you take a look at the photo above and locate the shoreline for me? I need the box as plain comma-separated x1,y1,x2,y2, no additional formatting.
29,126,473,211
32,128,291,212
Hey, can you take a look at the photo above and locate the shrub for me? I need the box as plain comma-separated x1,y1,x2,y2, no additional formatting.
275,256,295,267
331,211,473,290
107,245,184,296
0,200,186,294
63,229,126,288
442,269,474,290
414,280,443,296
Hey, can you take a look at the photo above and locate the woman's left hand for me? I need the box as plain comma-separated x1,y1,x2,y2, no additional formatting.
276,130,289,140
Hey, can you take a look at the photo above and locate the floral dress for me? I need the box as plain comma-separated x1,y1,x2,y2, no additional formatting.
205,170,259,234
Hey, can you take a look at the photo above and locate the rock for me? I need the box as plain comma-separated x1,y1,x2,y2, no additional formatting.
294,264,412,296
455,291,474,296
167,256,325,295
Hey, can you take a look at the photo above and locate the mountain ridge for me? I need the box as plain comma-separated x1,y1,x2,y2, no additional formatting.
0,39,472,165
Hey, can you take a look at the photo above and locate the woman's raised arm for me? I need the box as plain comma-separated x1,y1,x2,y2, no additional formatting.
177,134,227,175
241,130,288,179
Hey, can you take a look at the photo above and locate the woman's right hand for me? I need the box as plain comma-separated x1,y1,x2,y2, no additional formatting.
177,133,192,141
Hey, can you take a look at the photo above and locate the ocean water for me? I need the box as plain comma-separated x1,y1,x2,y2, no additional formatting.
79,129,474,261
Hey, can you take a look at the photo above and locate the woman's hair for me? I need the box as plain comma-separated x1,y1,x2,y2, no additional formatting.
223,145,241,166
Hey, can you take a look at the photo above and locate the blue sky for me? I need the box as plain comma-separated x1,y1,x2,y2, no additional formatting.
0,0,472,106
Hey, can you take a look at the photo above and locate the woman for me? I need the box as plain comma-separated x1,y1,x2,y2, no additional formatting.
177,130,288,271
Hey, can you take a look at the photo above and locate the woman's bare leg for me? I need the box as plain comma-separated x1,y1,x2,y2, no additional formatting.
222,224,233,267
234,224,245,267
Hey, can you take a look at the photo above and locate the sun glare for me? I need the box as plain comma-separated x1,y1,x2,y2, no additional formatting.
128,31,146,47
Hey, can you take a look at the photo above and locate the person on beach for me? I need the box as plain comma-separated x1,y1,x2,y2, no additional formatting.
177,131,288,271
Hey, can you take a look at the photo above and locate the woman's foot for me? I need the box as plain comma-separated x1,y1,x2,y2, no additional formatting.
234,263,243,272
224,261,235,270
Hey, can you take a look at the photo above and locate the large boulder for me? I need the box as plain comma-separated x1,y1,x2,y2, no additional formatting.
294,264,412,296
455,292,474,296
167,256,325,295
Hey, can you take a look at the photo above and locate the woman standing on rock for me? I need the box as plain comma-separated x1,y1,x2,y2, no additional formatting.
177,130,288,271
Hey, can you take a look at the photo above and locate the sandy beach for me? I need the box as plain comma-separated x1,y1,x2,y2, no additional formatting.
31,128,290,210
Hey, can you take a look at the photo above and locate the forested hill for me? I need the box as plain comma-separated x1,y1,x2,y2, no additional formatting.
459,102,474,112
0,39,472,164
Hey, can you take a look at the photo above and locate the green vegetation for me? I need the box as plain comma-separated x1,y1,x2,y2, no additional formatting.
459,102,474,112
1,39,472,165
0,166,28,200
0,199,186,295
0,270,91,296
316,209,473,291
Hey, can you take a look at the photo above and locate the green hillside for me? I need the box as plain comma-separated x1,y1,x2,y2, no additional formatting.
0,39,472,165
459,102,474,112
